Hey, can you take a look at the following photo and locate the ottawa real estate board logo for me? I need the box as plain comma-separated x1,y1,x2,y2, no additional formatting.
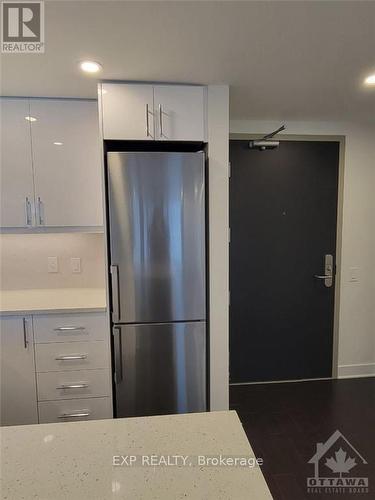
307,430,369,495
1,1,44,53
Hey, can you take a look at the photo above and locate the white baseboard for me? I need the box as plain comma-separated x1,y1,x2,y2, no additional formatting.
338,363,375,379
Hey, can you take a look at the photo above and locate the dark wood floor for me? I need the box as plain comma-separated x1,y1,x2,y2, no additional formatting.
230,378,375,500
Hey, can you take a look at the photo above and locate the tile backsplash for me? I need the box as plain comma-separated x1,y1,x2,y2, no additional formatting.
0,233,106,290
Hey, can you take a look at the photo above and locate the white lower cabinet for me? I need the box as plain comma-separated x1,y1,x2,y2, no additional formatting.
34,312,112,423
0,311,112,426
33,312,108,343
0,316,38,426
35,341,108,372
37,369,111,401
38,397,112,424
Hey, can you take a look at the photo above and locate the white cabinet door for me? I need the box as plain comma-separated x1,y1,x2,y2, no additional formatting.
101,84,154,140
0,316,38,426
0,98,35,228
30,99,103,227
154,86,206,141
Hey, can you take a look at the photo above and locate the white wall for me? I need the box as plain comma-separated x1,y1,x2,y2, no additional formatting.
0,233,106,290
230,119,375,378
208,86,230,410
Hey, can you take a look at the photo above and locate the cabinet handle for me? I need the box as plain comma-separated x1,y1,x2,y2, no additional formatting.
37,197,44,225
145,104,153,138
55,354,87,361
57,383,89,390
25,197,32,226
22,317,29,349
158,104,164,137
58,411,90,419
54,326,85,332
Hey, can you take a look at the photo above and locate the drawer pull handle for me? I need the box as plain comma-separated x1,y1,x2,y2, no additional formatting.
57,383,89,390
58,411,90,419
55,354,87,361
54,326,86,332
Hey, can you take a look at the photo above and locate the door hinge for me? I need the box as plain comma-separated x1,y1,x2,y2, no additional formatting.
228,162,231,178
228,226,231,243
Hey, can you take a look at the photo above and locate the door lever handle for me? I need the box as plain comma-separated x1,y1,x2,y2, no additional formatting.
314,254,334,288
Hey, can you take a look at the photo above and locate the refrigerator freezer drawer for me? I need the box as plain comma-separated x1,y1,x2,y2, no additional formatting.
113,321,206,418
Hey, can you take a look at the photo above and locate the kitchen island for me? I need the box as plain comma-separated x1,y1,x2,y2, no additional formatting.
1,410,272,499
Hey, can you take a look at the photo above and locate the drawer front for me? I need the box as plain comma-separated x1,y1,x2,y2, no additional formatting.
38,397,112,423
34,313,108,343
37,369,111,401
35,341,109,372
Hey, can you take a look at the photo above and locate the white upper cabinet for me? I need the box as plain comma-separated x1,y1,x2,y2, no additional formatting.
101,83,206,142
154,85,206,141
29,99,103,227
0,99,35,228
0,316,38,426
101,84,154,140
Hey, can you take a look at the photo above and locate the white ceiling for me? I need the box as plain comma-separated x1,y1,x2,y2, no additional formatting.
1,0,374,123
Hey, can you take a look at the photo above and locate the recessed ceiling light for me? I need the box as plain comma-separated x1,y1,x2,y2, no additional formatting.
79,60,102,73
53,142,63,146
25,116,37,122
364,74,375,86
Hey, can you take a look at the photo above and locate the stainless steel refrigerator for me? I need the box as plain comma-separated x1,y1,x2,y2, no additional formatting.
107,151,206,418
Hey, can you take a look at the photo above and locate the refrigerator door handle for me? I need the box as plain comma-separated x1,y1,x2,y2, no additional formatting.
112,327,123,384
110,265,120,323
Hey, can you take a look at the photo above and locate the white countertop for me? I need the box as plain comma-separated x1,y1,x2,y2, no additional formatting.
1,411,272,500
0,288,107,314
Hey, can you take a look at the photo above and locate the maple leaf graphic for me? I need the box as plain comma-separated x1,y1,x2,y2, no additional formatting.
325,448,357,477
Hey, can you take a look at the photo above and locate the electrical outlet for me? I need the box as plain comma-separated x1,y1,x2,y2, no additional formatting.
47,256,59,273
71,257,81,274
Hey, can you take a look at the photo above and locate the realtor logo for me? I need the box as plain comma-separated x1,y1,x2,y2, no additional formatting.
307,430,369,495
1,1,44,53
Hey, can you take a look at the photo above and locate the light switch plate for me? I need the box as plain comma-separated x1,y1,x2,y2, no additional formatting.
349,267,360,282
71,257,81,274
47,256,59,273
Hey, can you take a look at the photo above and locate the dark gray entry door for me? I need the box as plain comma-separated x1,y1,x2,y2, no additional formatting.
229,140,340,383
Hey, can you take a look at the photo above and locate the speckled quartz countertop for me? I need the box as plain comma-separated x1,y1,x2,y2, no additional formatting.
0,288,106,314
1,411,272,500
